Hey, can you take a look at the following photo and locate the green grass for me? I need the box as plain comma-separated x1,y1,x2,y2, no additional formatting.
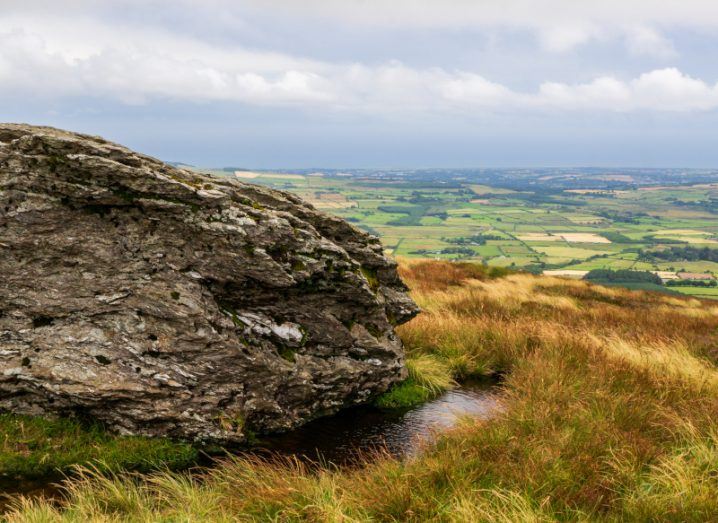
374,353,456,409
0,414,197,480
374,378,434,409
670,285,718,297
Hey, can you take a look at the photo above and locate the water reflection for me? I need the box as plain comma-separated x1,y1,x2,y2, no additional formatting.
255,381,500,466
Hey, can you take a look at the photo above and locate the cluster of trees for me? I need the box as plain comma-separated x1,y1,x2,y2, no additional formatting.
596,210,648,224
666,279,717,288
639,246,718,263
378,204,428,226
442,233,504,246
671,197,718,214
582,267,716,289
647,237,688,245
600,232,643,244
584,269,663,285
509,192,588,208
378,203,450,226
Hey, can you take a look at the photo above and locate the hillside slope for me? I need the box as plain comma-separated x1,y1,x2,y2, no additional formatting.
6,261,718,521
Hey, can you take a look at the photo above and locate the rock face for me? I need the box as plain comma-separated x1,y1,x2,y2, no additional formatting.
0,124,418,442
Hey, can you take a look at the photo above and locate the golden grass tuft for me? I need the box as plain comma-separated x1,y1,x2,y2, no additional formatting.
621,422,718,521
396,258,509,292
446,489,561,523
593,335,718,394
405,354,456,393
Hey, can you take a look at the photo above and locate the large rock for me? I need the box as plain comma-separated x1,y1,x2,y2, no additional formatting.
0,124,418,442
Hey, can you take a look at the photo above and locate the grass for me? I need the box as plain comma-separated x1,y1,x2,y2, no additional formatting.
5,259,718,521
405,353,456,394
373,260,509,407
373,353,456,409
0,414,197,480
375,350,456,409
373,379,434,409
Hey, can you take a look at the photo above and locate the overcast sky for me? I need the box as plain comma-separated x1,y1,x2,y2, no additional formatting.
3,1,718,168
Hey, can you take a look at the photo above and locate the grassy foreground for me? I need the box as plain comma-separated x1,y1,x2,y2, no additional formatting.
5,260,718,521
0,415,197,481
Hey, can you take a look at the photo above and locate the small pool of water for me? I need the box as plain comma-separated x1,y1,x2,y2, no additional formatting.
252,381,501,466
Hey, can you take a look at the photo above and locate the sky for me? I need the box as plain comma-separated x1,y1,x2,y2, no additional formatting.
3,0,718,168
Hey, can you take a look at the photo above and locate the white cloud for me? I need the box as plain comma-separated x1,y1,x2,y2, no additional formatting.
440,73,512,105
1,12,717,114
625,26,678,59
2,1,710,56
535,69,718,111
248,0,718,31
538,25,598,53
630,68,718,110
246,0,716,53
0,15,333,105
537,77,632,110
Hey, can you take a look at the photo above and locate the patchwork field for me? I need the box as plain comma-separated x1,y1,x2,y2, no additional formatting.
203,167,718,299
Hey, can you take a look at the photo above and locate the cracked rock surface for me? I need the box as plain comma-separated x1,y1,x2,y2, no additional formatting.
0,124,418,442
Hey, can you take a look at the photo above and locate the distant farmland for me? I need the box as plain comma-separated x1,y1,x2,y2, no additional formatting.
204,167,718,299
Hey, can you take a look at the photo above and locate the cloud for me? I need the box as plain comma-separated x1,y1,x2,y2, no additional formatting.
631,68,718,110
247,0,718,31
538,25,598,53
0,15,332,106
2,1,710,56
245,0,717,53
1,11,717,115
440,73,513,105
536,69,718,111
625,26,678,59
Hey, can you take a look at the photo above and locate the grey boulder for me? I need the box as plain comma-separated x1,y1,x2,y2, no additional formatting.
0,124,418,442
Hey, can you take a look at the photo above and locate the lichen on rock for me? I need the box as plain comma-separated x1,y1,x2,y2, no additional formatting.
0,124,418,442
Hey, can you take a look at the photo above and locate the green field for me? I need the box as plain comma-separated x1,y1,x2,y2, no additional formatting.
669,285,718,298
206,168,718,299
